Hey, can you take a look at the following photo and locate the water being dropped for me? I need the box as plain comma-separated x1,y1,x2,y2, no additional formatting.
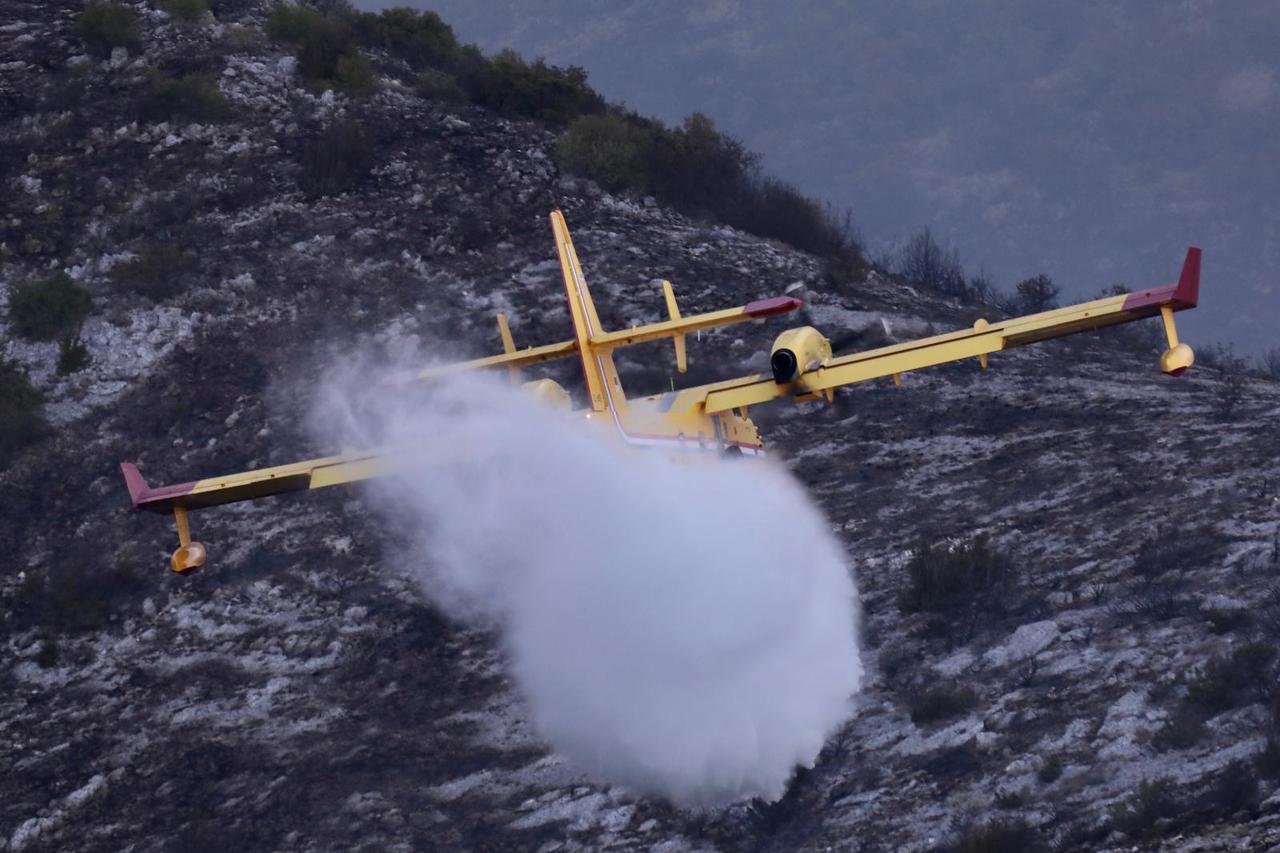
314,370,862,805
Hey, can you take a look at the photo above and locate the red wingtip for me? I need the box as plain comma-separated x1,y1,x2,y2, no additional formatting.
120,462,150,506
744,296,803,318
1173,247,1200,308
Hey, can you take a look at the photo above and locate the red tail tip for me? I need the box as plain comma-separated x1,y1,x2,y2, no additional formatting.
120,462,150,506
745,296,802,318
1174,247,1200,308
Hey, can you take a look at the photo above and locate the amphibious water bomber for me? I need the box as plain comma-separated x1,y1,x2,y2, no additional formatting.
122,211,1201,572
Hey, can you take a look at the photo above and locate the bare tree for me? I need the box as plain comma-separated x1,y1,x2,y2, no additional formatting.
1262,346,1280,381
897,227,966,296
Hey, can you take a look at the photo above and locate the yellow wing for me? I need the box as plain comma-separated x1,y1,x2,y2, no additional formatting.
663,247,1201,416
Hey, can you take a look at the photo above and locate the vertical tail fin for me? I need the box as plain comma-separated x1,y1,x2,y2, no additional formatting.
550,210,612,411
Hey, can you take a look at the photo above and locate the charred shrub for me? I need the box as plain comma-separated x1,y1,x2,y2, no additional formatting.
142,71,228,122
906,684,978,725
1203,760,1259,817
1107,778,1179,838
157,0,208,25
898,534,1015,615
897,226,966,297
1151,704,1207,752
1130,527,1224,577
57,329,91,375
110,243,194,301
1037,755,1062,784
12,543,146,633
458,48,605,125
1263,346,1280,381
0,359,47,467
298,122,373,197
1153,641,1276,752
7,271,92,341
1204,606,1252,635
78,1,142,58
1257,736,1280,780
943,819,1044,853
1185,641,1276,715
35,638,60,668
911,742,982,785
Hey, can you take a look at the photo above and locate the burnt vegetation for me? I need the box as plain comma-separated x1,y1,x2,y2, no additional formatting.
896,535,1035,647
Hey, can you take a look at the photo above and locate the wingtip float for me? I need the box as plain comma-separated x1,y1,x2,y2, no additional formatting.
122,212,1203,573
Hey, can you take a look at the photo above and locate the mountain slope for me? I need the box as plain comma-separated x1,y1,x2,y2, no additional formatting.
3,3,1280,851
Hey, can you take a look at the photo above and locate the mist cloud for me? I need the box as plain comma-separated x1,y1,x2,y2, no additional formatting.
314,368,862,805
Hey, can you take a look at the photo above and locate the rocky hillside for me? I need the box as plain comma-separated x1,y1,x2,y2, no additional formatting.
3,2,1280,851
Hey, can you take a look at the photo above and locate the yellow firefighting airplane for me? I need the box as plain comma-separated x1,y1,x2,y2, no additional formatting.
122,211,1201,573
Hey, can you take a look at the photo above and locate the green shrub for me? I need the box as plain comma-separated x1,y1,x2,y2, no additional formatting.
355,7,459,69
898,534,1015,614
298,122,373,197
906,684,978,725
143,71,228,121
649,112,754,214
57,330,91,375
110,244,194,301
559,110,866,278
1014,274,1060,313
415,69,465,104
0,359,46,467
266,4,372,91
334,50,377,95
7,271,92,341
224,24,263,53
296,17,356,82
458,48,605,125
728,179,865,279
555,114,652,191
78,1,142,57
157,0,208,24
1108,778,1178,837
265,4,325,44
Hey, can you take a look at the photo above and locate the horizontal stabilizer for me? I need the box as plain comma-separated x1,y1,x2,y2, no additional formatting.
589,296,801,351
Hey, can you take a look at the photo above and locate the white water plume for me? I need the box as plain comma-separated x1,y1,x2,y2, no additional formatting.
314,368,862,806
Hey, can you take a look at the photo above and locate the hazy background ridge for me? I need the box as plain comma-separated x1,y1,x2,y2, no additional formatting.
363,0,1279,356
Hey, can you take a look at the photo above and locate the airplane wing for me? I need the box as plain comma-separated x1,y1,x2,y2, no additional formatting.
121,454,385,513
410,296,801,382
120,453,384,573
664,247,1201,415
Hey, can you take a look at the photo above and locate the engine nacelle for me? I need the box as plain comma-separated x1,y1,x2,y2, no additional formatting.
769,326,832,384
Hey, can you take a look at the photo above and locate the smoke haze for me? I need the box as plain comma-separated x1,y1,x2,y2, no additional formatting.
314,369,862,805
